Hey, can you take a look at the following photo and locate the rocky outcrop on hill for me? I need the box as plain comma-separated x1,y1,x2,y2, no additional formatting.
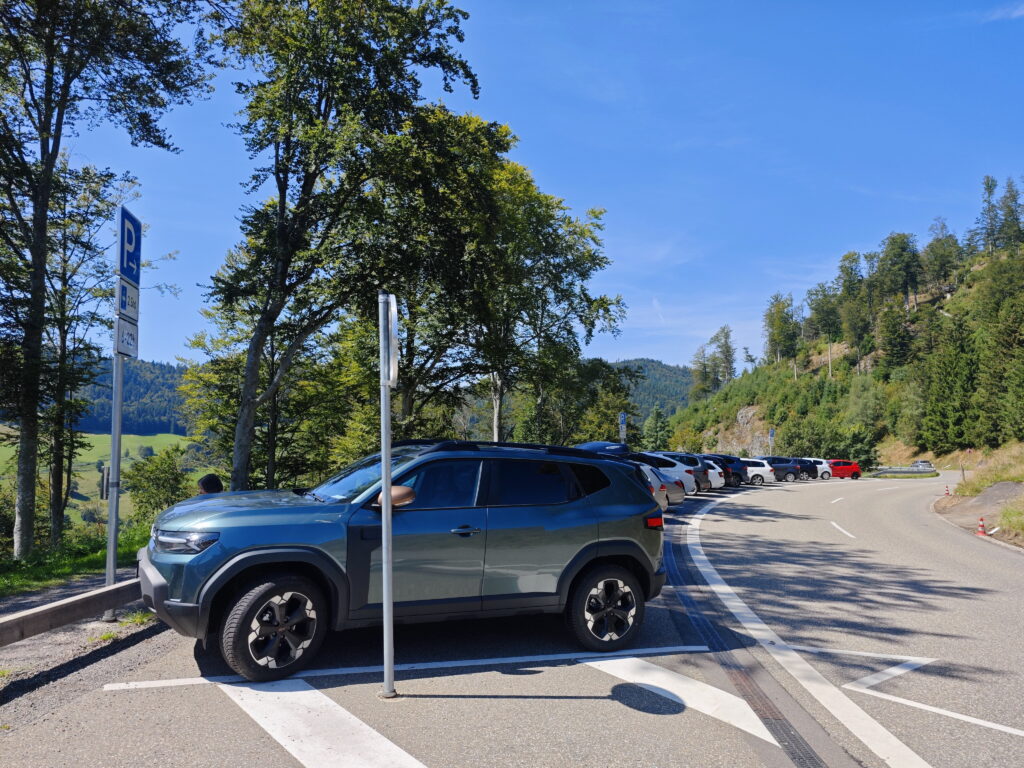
706,405,771,456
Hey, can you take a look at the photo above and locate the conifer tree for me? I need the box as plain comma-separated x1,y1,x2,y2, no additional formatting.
996,177,1023,252
920,316,976,454
641,405,671,451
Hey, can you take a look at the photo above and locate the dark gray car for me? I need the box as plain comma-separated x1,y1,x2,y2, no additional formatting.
139,440,666,681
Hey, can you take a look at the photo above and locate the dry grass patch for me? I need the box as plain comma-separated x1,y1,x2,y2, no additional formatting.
957,442,1024,496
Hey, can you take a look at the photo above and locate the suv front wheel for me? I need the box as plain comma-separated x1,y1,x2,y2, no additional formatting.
566,564,645,652
220,573,329,682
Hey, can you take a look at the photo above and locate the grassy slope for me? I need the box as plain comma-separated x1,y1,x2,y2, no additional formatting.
0,431,186,472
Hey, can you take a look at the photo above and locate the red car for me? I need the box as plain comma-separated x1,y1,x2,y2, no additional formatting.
827,459,861,479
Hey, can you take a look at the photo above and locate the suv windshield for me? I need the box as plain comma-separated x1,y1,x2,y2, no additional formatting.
312,446,424,501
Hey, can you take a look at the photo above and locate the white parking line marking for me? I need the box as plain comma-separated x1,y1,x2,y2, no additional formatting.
831,521,857,539
875,486,901,491
104,645,709,691
789,644,934,664
688,499,932,768
844,683,1024,739
830,497,844,504
219,678,426,768
792,645,1024,739
586,657,779,746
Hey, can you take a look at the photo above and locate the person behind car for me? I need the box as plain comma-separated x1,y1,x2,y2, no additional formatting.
198,473,224,494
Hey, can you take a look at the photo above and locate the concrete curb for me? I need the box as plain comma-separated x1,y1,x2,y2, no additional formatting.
930,497,1024,555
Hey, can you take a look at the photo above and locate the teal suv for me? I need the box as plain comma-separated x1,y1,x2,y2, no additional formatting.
138,440,667,681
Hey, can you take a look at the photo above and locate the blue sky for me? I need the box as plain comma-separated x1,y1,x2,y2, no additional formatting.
67,1,1024,368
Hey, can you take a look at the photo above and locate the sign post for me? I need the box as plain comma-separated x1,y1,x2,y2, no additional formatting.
618,411,627,444
378,291,399,698
104,207,141,621
768,427,775,453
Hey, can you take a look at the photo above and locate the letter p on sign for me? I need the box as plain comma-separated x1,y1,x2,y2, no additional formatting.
119,207,141,287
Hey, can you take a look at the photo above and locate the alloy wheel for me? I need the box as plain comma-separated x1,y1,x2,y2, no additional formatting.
247,591,318,669
583,578,637,642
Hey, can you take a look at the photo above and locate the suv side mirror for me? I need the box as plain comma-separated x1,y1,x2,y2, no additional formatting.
375,485,416,508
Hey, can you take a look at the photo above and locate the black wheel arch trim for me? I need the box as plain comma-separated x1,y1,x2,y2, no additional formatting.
556,540,658,608
196,547,350,639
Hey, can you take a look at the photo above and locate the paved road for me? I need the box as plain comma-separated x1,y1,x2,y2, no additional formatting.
2,473,1021,767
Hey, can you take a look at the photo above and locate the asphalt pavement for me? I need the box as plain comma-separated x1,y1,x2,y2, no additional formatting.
2,472,1021,767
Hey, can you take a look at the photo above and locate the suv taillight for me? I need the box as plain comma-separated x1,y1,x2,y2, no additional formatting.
685,469,693,475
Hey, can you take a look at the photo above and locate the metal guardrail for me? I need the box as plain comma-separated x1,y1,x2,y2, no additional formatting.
0,578,141,649
867,466,938,477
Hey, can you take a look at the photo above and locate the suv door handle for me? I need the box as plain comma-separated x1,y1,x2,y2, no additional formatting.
450,526,482,536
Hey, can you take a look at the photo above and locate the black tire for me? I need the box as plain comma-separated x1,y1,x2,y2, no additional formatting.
220,573,329,682
821,471,831,480
799,471,810,481
851,472,860,480
750,474,764,485
566,564,645,653
784,472,796,482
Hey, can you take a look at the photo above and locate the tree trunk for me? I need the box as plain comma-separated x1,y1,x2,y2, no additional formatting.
231,315,273,490
490,372,504,442
14,229,49,559
49,415,65,548
265,391,278,489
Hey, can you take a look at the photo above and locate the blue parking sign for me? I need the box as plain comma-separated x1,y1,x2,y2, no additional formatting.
119,207,141,287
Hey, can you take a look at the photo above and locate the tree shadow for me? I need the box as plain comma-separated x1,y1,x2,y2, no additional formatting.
670,500,995,685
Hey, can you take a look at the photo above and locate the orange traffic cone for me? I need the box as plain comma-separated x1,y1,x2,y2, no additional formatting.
945,485,950,496
975,517,988,537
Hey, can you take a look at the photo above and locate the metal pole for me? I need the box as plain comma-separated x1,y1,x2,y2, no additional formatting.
378,291,397,698
103,352,125,621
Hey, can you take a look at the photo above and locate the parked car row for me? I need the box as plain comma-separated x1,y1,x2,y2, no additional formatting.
574,442,863,511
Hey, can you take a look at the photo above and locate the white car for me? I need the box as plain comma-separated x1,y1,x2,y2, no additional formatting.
641,452,697,495
802,457,832,479
636,464,668,511
742,459,777,485
703,459,727,490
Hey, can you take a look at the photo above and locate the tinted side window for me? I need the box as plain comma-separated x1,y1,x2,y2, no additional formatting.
397,460,481,509
570,464,611,496
490,460,572,506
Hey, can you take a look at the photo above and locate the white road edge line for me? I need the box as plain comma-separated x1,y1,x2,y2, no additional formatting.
585,657,779,746
103,645,709,691
218,678,426,768
687,498,932,768
831,521,857,539
830,497,844,504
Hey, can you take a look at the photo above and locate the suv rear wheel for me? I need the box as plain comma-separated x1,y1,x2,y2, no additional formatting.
566,564,645,652
750,474,764,485
820,471,831,480
784,471,796,482
220,573,328,682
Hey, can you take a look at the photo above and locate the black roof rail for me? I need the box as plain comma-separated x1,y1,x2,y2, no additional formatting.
415,439,634,463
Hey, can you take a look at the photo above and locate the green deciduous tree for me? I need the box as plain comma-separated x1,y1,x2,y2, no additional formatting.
122,446,193,529
0,0,211,559
762,293,799,362
215,0,479,490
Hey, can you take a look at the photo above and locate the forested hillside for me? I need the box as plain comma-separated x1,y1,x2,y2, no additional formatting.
668,175,1024,466
76,360,185,435
613,358,691,419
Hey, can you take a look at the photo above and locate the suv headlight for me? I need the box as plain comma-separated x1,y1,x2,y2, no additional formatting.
154,530,220,555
